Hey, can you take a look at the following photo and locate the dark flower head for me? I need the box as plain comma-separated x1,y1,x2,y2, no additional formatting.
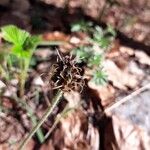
49,51,85,92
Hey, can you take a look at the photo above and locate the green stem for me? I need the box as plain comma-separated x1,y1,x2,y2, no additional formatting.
20,72,25,97
44,102,81,140
30,115,44,143
44,104,69,140
19,58,26,97
19,58,30,97
19,90,63,150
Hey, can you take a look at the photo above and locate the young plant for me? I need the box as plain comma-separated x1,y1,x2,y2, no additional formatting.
73,46,107,85
71,20,116,85
74,46,102,67
91,25,116,49
1,25,40,97
71,20,93,33
92,69,107,85
1,25,44,143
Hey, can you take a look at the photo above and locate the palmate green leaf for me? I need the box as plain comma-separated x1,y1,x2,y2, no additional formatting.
74,46,93,63
105,25,116,37
1,25,40,59
12,45,31,58
23,36,40,51
88,54,102,67
92,69,107,85
97,37,110,49
1,25,30,46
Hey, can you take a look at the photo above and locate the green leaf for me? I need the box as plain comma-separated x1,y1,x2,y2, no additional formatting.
23,36,40,51
106,25,116,37
92,69,107,85
74,46,92,63
71,20,93,33
71,24,82,32
1,25,30,46
12,44,32,59
1,25,40,59
12,45,23,58
98,37,110,49
93,26,103,40
88,54,102,67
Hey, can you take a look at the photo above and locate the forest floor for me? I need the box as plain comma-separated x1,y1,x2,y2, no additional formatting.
0,0,150,149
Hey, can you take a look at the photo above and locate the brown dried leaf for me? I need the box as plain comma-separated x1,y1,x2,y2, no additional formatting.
135,51,150,66
104,60,138,90
60,110,99,150
42,31,70,42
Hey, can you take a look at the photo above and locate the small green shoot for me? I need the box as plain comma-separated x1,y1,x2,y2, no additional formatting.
71,20,116,50
1,25,44,143
71,20,115,85
88,54,102,67
74,46,102,67
92,69,107,85
91,25,116,49
75,46,93,63
71,20,93,33
1,25,40,97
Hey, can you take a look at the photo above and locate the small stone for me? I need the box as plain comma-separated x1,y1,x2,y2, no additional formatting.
33,76,44,86
4,86,17,97
70,36,80,44
0,80,6,89
135,51,150,65
10,79,18,86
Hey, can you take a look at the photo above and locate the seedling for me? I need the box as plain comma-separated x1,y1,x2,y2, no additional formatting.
91,25,116,49
71,20,116,85
71,20,93,33
0,25,44,143
74,46,102,67
92,69,107,85
1,25,40,97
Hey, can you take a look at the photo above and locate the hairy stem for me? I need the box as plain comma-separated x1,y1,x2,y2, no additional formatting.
19,90,63,150
19,58,26,97
30,115,44,143
19,57,30,97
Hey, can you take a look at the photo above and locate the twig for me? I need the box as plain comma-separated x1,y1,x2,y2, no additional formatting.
105,83,150,114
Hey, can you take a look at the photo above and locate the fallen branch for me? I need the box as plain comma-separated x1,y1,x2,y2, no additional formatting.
105,83,150,114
